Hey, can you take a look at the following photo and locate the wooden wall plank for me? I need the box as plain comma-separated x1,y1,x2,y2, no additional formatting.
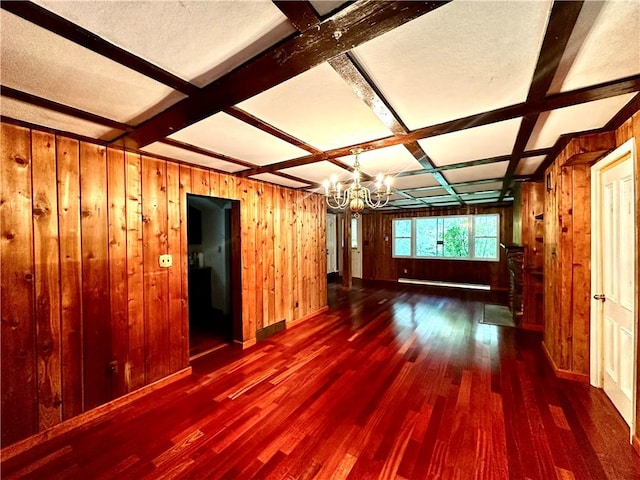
107,147,128,398
56,136,83,419
166,162,183,371
238,178,257,340
262,184,275,326
571,165,590,373
126,151,145,391
209,171,220,198
31,130,63,429
274,187,285,323
191,167,210,197
142,156,170,383
1,123,38,445
218,173,236,200
80,142,111,410
179,165,192,365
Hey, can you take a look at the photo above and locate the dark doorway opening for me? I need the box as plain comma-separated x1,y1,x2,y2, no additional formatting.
187,194,241,359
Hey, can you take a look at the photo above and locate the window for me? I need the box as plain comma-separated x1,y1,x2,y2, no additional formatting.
392,219,412,257
392,214,499,261
351,217,358,249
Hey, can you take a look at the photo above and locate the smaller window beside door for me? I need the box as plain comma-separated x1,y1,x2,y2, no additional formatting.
351,217,358,249
392,214,500,261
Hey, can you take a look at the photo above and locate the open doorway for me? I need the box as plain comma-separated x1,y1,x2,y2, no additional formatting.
187,194,241,358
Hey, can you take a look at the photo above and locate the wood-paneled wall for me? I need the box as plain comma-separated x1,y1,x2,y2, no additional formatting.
528,109,640,446
0,122,327,447
520,182,545,330
361,205,513,290
542,131,617,376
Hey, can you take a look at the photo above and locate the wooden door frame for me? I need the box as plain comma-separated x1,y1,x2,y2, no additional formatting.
590,138,637,440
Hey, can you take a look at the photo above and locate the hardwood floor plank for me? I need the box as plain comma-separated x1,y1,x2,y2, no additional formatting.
1,281,638,479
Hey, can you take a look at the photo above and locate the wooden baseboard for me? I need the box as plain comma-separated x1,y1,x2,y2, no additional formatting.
541,342,590,383
0,366,192,461
235,338,257,349
287,306,329,329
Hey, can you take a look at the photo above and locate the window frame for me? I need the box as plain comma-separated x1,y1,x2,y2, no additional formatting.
391,213,500,262
391,218,413,258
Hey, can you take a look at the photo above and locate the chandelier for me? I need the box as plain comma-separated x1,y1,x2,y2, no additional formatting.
323,148,392,216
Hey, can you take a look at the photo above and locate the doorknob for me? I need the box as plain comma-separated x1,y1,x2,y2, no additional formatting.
593,294,606,302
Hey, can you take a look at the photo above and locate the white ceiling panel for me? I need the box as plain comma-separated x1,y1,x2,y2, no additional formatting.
459,191,501,200
0,11,185,126
0,97,121,141
466,198,501,205
391,173,440,190
352,1,552,129
389,199,427,207
341,145,424,176
422,195,457,203
430,201,462,207
237,62,393,151
281,161,352,185
141,142,246,173
515,155,546,176
443,161,509,184
33,0,295,88
549,1,640,94
250,173,310,189
454,181,504,194
526,93,636,150
418,118,521,167
168,112,308,166
408,187,450,198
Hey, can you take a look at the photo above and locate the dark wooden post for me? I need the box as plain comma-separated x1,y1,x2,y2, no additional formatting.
342,209,352,290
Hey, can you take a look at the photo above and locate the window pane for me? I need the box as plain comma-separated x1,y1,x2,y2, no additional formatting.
394,219,412,237
416,218,439,257
474,215,498,237
394,238,411,256
351,218,358,249
474,237,498,258
443,217,469,257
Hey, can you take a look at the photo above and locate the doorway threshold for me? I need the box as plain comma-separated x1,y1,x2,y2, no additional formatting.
189,342,230,361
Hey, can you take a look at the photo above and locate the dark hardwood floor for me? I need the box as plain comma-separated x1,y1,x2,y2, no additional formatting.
2,281,639,479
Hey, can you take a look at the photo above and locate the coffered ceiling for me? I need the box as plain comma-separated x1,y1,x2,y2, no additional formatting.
1,0,639,211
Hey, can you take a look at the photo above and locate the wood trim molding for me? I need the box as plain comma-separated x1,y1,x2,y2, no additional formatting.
287,305,330,329
633,433,640,456
542,342,590,383
0,367,192,461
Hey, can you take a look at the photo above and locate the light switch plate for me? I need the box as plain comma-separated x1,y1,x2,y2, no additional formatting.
159,254,172,268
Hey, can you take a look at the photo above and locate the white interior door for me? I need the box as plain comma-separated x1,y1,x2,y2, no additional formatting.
591,139,636,433
326,213,337,274
351,216,362,278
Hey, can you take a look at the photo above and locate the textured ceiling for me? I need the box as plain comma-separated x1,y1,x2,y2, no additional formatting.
1,0,639,213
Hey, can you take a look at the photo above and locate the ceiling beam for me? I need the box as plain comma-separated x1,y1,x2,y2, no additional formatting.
1,1,198,96
499,0,584,201
223,106,322,154
113,0,451,149
235,75,640,177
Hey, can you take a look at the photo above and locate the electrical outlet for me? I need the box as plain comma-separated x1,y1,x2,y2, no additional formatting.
159,254,172,268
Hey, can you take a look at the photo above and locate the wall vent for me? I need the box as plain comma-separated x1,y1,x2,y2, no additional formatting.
256,319,286,342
